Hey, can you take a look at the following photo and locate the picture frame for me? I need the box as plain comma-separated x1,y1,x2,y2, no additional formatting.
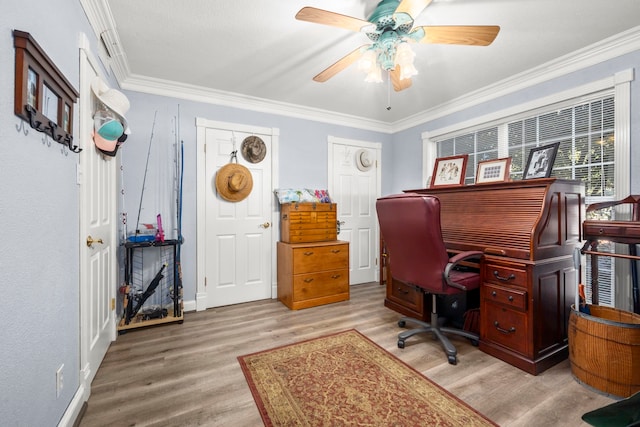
430,154,468,187
523,142,559,179
475,157,512,184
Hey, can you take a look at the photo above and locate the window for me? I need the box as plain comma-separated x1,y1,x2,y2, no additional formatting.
438,128,498,184
428,73,633,308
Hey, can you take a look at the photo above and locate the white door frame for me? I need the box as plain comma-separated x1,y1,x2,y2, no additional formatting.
62,34,118,426
328,136,382,284
195,118,280,311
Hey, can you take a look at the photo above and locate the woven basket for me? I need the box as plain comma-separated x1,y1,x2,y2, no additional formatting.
569,305,640,398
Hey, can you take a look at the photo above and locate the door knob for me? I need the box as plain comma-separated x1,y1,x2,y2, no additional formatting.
260,222,271,228
86,235,104,247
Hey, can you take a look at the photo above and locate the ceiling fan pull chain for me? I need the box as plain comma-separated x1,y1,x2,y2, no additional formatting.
386,72,392,111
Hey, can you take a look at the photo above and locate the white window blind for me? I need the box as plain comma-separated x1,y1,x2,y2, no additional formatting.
507,96,616,305
437,127,498,184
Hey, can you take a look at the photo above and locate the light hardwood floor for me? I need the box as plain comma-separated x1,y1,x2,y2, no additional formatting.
78,282,614,427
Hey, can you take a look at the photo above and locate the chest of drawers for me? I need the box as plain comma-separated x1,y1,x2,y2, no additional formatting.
280,202,337,243
277,240,349,310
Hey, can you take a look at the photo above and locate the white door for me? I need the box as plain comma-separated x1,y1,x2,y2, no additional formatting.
78,40,117,396
328,137,381,285
197,120,276,308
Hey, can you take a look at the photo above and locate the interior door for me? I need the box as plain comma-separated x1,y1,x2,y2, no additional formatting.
329,137,381,285
78,42,116,396
202,123,274,308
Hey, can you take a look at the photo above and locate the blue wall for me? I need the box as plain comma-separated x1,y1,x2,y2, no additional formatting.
0,0,93,425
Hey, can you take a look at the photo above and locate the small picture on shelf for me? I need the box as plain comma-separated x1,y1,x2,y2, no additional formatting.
476,157,511,184
523,143,559,179
430,154,468,187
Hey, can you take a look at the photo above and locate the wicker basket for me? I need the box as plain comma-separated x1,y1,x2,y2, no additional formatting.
568,305,640,398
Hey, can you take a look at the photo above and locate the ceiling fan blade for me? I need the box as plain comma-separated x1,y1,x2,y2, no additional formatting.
389,67,412,92
413,25,500,46
313,47,364,83
295,7,372,33
394,0,433,20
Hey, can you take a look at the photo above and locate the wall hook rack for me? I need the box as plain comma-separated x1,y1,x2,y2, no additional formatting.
25,105,81,153
13,30,80,154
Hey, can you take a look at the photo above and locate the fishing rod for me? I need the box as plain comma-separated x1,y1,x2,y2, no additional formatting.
134,110,158,237
173,105,184,316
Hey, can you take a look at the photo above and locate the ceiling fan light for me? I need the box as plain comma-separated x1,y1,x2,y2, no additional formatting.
399,61,418,80
395,42,418,80
365,65,383,83
358,49,377,74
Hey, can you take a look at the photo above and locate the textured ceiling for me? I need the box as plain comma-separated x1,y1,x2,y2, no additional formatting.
101,0,640,128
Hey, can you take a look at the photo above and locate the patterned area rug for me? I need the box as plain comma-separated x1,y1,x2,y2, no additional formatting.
238,329,496,426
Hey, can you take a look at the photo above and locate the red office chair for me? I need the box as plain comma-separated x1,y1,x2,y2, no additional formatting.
376,193,482,365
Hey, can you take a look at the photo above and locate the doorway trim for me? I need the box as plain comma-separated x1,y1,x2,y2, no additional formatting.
327,135,382,284
195,118,280,311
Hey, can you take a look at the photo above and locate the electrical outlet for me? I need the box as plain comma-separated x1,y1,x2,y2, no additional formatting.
56,364,64,398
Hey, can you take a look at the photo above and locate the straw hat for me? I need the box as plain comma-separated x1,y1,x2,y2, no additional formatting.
215,163,253,202
355,149,373,171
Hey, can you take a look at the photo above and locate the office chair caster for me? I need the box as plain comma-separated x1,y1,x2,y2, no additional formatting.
448,355,457,365
397,339,405,349
398,320,406,327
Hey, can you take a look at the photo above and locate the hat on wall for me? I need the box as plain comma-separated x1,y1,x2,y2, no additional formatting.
241,136,266,163
91,77,130,131
92,130,118,154
215,163,253,202
355,148,373,171
92,109,125,157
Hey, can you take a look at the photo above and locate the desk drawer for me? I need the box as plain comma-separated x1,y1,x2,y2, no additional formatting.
584,221,640,239
484,263,527,287
482,301,528,355
482,283,527,311
292,269,349,301
388,279,422,308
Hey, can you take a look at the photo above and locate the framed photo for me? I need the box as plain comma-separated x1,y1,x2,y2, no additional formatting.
476,157,512,184
523,143,559,179
430,154,468,187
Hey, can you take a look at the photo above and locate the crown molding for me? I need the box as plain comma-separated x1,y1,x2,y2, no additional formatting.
119,74,393,133
392,25,640,132
79,0,130,84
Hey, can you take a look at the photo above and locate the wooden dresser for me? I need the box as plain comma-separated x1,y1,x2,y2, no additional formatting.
383,178,585,375
277,240,350,309
280,202,337,243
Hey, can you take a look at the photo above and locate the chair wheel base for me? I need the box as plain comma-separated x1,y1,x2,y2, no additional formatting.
448,355,457,365
470,339,479,347
397,340,405,349
398,320,406,327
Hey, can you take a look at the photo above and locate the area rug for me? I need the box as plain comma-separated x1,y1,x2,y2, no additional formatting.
238,329,496,426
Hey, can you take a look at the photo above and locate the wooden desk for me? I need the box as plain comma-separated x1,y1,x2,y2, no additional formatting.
382,178,585,375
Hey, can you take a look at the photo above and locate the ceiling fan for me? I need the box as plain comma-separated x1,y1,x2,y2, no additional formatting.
295,0,500,91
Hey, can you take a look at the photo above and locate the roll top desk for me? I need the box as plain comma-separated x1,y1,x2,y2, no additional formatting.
382,178,585,375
